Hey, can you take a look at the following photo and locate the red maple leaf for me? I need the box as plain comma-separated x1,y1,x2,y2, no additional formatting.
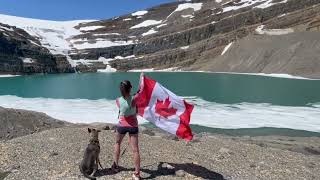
155,97,177,118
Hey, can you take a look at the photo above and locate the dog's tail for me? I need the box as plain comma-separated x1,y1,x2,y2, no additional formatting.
79,165,97,180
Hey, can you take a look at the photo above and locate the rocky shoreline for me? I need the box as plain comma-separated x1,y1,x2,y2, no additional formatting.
0,108,319,179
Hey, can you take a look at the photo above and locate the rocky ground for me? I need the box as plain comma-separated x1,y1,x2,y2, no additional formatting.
0,124,319,180
0,109,319,179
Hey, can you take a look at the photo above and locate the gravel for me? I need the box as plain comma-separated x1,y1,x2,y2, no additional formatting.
0,127,319,180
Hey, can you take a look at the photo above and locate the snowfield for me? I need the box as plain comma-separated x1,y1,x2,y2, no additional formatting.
0,14,94,55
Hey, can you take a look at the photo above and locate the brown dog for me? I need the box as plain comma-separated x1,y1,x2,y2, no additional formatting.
80,128,103,180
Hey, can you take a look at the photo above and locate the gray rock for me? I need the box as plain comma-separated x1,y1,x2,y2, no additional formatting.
50,152,59,157
219,147,231,154
103,126,110,130
175,170,185,177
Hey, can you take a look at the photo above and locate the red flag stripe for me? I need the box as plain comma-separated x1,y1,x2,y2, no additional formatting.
136,75,156,117
176,101,194,141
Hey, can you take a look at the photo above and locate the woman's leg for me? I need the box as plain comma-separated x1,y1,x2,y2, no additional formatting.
129,133,140,175
114,132,125,166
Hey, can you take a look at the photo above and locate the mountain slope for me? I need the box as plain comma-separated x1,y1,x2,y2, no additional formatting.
0,0,320,77
0,22,73,74
197,32,320,78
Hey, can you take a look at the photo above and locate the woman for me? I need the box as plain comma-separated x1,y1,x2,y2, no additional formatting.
112,80,141,179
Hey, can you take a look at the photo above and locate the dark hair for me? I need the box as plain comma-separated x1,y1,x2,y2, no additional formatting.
120,80,132,97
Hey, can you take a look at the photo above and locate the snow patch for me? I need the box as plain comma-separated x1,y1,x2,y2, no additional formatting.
73,57,112,65
114,55,135,60
21,58,34,63
221,0,288,13
168,3,203,18
66,56,77,68
72,39,134,50
181,15,194,18
79,26,104,31
142,29,158,36
255,25,294,35
123,18,132,21
92,33,121,36
135,56,144,59
252,73,310,80
278,13,287,18
207,72,317,80
0,75,20,78
129,67,180,72
156,24,167,28
221,42,233,55
0,25,14,31
28,40,40,46
175,3,203,12
97,57,117,72
255,0,288,9
97,65,117,73
180,46,189,50
130,20,163,29
132,10,148,16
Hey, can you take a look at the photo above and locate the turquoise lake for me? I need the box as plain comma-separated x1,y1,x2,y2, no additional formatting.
0,72,319,136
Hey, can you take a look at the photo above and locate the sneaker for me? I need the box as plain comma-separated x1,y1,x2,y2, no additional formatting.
132,172,141,180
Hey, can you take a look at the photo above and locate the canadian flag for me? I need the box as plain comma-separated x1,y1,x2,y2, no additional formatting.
135,74,194,141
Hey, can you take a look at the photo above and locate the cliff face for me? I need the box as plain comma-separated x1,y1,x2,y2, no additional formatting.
0,23,74,74
0,0,320,76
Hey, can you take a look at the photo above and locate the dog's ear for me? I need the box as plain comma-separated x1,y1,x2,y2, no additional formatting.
88,128,92,133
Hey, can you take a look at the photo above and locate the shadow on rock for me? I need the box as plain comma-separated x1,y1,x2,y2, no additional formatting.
94,162,224,179
141,162,225,180
94,168,117,177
